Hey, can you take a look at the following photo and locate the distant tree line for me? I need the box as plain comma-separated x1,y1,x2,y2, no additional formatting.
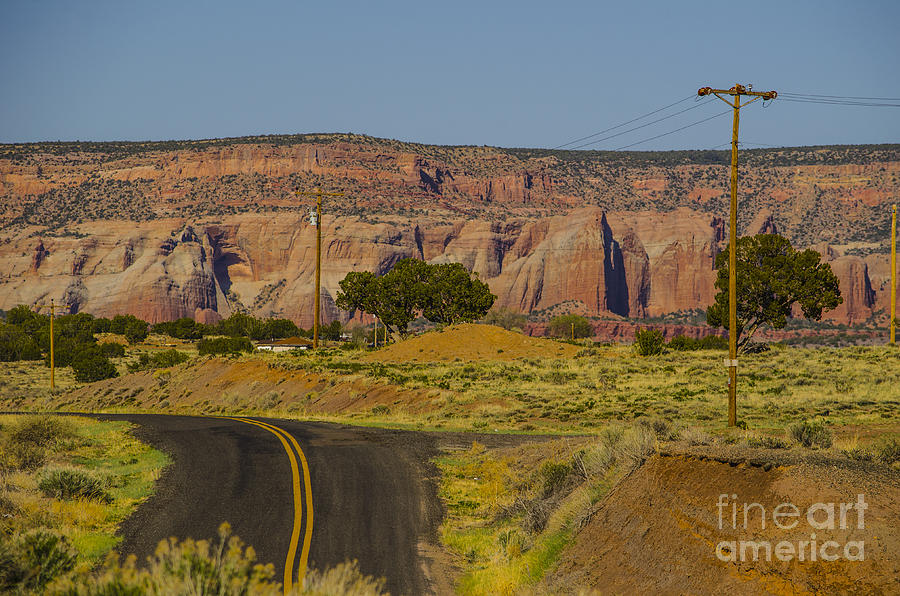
150,312,341,342
0,307,147,382
0,306,338,383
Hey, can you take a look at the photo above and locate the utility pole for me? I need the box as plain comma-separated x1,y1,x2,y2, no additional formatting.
698,84,777,428
35,299,68,390
294,187,344,348
892,203,897,345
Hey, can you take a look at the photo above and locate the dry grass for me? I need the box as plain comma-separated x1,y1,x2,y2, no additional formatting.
437,426,660,595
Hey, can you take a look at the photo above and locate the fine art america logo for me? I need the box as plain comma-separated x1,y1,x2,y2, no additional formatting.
715,494,867,562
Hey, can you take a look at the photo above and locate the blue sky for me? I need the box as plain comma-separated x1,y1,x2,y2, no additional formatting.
1,0,898,149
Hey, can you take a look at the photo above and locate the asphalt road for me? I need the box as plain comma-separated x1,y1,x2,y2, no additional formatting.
102,415,448,595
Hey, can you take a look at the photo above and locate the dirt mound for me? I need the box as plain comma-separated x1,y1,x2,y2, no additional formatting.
545,453,899,595
365,324,580,362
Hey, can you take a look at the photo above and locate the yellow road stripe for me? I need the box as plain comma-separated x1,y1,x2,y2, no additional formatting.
224,417,310,594
247,418,315,584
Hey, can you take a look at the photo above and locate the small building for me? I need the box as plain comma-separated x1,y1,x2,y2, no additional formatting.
255,336,313,352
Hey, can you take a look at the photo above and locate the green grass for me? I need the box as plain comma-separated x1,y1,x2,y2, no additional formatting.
0,414,169,566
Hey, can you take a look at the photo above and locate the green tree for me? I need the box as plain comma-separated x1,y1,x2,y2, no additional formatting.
378,258,430,337
0,323,42,361
109,314,147,336
197,337,253,355
123,321,149,345
419,262,495,325
261,318,301,340
152,317,203,340
71,351,119,382
707,234,842,351
217,313,264,339
548,314,593,339
337,259,496,339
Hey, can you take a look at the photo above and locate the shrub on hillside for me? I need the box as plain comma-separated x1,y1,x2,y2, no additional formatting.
789,419,833,449
197,337,253,356
127,349,189,372
0,530,77,592
548,314,593,339
8,415,74,448
71,351,118,382
634,328,665,356
49,523,386,595
38,467,111,503
668,334,729,351
481,307,528,331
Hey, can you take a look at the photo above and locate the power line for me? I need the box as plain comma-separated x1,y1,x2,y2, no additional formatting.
552,94,696,149
780,91,900,101
567,99,715,150
776,97,900,108
612,109,733,151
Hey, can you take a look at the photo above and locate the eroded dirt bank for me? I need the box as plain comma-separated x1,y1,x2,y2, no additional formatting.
545,450,899,595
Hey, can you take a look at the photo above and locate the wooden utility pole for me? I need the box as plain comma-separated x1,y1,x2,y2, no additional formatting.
698,84,777,427
294,187,344,348
892,203,897,345
35,299,68,390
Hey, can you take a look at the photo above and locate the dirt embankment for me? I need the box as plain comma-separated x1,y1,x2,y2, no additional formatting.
367,324,580,363
53,357,436,416
545,450,900,595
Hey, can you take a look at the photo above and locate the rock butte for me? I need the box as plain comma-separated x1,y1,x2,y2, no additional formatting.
0,136,895,328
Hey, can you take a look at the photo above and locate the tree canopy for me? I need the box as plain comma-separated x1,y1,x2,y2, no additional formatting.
336,258,496,338
706,234,842,350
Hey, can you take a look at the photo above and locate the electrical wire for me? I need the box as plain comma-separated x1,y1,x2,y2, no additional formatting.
779,92,900,101
552,94,696,149
612,109,733,151
776,97,900,108
566,99,716,150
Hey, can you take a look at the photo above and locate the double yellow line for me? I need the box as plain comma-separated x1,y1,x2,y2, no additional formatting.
225,417,313,594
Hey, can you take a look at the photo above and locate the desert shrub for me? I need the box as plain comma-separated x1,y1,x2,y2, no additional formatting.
617,426,657,471
38,467,111,503
876,438,900,465
639,417,678,441
789,419,833,449
538,461,571,498
481,307,528,331
681,427,711,446
697,335,729,350
633,328,665,356
8,415,73,447
71,352,119,382
548,314,593,339
667,335,696,350
519,499,552,534
1,440,46,472
54,523,384,595
575,424,656,479
0,530,77,592
197,337,253,356
302,560,386,596
746,434,790,449
127,349,189,372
